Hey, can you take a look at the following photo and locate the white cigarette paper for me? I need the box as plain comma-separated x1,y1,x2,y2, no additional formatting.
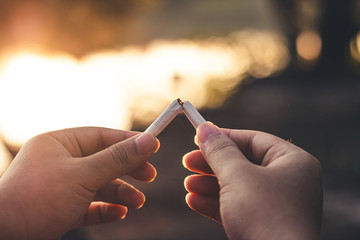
144,99,183,136
144,98,206,136
182,101,206,128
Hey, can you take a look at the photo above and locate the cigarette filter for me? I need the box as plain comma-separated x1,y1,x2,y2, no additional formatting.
144,99,183,136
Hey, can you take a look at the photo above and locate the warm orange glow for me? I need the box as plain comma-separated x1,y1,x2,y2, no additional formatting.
0,30,289,149
350,32,360,63
296,30,322,62
0,51,131,146
0,141,11,175
232,31,289,78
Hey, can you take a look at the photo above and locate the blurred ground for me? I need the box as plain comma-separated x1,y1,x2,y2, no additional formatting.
62,74,360,240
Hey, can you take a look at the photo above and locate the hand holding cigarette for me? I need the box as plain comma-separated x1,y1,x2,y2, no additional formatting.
183,123,323,240
145,99,322,239
0,127,158,240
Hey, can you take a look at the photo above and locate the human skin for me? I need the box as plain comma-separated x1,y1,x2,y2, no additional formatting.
0,127,159,240
183,122,322,240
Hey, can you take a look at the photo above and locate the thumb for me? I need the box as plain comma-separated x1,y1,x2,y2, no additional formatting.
196,122,251,182
82,132,157,190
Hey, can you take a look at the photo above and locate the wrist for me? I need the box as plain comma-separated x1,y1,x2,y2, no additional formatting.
240,217,321,240
223,208,321,240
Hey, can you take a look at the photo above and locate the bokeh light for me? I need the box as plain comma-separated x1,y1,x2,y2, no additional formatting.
350,32,360,63
296,30,322,64
0,140,11,175
0,50,130,147
0,30,289,150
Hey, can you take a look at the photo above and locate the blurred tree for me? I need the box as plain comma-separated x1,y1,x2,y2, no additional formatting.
271,0,359,80
0,0,161,57
269,0,299,71
318,0,358,75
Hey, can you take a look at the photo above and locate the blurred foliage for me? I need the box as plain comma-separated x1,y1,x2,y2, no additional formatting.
0,0,162,57
272,0,360,77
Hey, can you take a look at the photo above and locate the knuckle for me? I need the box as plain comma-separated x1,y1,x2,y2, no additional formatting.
107,144,129,168
207,139,236,159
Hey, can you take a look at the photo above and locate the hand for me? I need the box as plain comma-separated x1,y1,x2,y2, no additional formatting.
183,122,322,240
0,127,159,240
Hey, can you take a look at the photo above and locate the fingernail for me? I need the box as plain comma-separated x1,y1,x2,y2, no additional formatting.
135,133,155,155
196,122,220,143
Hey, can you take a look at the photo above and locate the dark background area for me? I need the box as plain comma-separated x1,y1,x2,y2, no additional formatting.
0,0,360,239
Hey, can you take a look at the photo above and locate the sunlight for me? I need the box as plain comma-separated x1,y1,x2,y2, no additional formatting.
0,51,130,146
0,141,11,175
0,30,289,149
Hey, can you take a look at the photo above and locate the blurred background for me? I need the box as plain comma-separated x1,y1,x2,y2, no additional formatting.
0,0,359,239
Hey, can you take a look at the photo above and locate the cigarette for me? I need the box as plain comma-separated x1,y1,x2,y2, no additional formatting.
144,99,183,136
182,101,206,129
144,98,206,136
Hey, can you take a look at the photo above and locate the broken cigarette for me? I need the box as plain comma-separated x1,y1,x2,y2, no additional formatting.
144,99,183,136
144,98,206,137
182,101,206,129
